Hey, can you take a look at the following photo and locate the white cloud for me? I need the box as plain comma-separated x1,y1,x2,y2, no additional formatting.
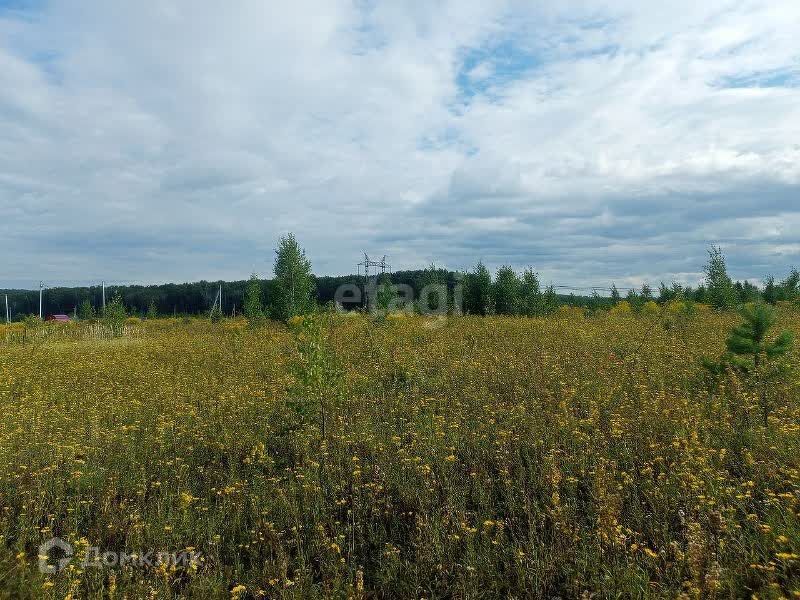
1,0,799,288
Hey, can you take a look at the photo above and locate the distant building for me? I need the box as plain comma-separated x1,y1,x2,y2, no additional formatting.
46,314,71,322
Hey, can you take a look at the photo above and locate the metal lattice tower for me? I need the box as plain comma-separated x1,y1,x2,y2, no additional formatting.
357,253,391,309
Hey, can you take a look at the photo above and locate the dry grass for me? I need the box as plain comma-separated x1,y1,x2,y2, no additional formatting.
1,310,799,598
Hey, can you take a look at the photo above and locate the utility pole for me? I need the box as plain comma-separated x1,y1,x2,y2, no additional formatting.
4,294,8,324
39,281,43,319
102,281,106,313
209,283,223,318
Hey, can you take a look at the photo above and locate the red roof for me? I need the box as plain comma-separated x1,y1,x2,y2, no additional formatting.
46,314,71,322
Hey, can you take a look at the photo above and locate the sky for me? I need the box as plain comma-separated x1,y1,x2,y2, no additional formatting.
1,1,799,290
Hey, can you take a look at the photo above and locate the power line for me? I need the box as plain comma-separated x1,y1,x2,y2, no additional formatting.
552,285,637,292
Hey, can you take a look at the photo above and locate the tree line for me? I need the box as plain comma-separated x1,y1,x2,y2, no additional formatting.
2,239,798,322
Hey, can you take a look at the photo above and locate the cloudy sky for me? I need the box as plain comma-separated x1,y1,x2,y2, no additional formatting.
2,1,799,289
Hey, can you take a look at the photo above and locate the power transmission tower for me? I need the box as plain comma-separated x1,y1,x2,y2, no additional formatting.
357,253,391,309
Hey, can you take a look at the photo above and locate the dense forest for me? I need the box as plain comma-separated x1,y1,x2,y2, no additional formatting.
0,269,464,320
2,246,799,321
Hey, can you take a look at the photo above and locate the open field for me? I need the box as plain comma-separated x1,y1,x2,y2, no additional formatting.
1,311,799,598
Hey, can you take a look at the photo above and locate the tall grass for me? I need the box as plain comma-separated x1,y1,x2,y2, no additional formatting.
0,311,798,598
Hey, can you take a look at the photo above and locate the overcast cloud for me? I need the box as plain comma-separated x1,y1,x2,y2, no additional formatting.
1,1,799,289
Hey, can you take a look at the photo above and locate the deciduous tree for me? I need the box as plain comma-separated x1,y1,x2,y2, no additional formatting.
272,234,315,321
493,266,521,315
704,246,737,310
244,273,265,325
465,261,493,315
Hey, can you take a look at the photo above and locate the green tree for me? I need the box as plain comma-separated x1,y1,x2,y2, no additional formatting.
763,276,778,305
287,314,341,439
493,266,521,315
692,285,707,304
705,303,793,426
590,290,602,310
725,304,793,371
272,233,315,321
610,283,621,303
543,284,559,314
520,268,545,316
780,267,799,301
103,293,127,336
626,288,642,311
146,300,158,320
704,245,737,310
244,273,265,325
640,283,653,301
464,261,493,315
376,273,398,312
416,263,447,313
735,280,760,304
77,299,95,321
657,282,672,304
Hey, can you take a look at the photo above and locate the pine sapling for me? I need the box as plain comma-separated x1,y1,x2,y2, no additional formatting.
704,303,793,426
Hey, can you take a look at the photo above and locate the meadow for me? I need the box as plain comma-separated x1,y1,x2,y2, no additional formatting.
0,308,799,598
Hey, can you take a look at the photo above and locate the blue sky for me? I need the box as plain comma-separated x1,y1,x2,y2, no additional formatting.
1,1,800,289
